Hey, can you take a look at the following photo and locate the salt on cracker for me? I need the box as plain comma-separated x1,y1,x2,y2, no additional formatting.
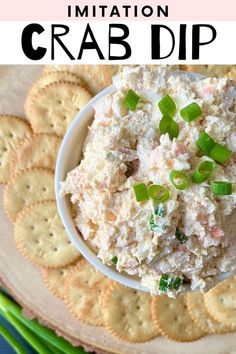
103,284,159,342
0,115,32,184
186,292,231,334
204,275,236,329
4,167,55,222
42,261,81,300
10,133,61,177
43,65,118,94
151,294,206,342
14,200,80,268
64,259,110,326
25,71,84,118
27,82,92,136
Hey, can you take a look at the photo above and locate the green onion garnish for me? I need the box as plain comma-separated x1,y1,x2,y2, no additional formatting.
171,276,183,290
192,161,215,184
159,115,179,141
159,275,183,292
180,102,202,123
170,170,189,190
209,143,232,164
148,185,170,203
111,256,118,265
175,227,188,244
197,132,215,155
158,95,177,116
159,274,170,292
123,89,140,111
133,183,149,202
211,181,232,196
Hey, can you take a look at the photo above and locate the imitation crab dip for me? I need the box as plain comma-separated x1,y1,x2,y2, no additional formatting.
61,66,236,296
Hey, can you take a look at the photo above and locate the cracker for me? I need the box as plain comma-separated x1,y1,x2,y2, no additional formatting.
43,65,118,94
103,284,159,342
64,259,110,326
151,294,206,342
0,115,32,184
204,275,236,329
27,82,92,136
25,71,84,118
4,167,55,222
186,292,231,334
181,65,233,78
14,201,80,268
42,261,81,300
10,133,61,177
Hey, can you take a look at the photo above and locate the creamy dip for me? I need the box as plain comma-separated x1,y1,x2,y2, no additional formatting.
61,65,236,296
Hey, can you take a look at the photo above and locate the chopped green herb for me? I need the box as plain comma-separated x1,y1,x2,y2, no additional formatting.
133,183,149,202
175,227,188,244
159,274,171,292
148,184,170,203
159,115,179,141
170,170,189,190
171,276,183,290
156,205,166,217
158,95,177,116
111,256,118,265
180,102,202,123
123,89,140,111
159,275,183,292
209,143,232,164
211,181,232,196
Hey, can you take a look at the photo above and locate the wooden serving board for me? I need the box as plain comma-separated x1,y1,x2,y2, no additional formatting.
1,65,236,354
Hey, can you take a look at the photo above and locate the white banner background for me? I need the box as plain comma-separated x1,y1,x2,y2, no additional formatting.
0,21,234,64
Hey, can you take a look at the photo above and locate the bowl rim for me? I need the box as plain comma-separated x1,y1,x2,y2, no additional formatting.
55,78,234,294
55,85,148,292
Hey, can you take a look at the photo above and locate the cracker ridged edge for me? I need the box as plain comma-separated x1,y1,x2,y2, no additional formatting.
151,295,205,343
14,200,80,269
3,166,55,223
102,283,158,343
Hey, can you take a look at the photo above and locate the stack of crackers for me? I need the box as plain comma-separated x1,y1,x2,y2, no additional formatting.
1,65,236,345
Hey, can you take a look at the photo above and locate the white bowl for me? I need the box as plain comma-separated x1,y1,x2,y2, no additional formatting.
55,77,235,293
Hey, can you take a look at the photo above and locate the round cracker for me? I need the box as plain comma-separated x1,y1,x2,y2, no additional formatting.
204,275,236,329
14,201,80,268
4,167,55,222
64,260,110,326
43,65,118,94
103,284,159,342
27,82,92,136
181,65,233,78
25,71,84,118
42,260,81,300
10,133,61,177
0,115,32,184
151,294,206,342
186,292,231,334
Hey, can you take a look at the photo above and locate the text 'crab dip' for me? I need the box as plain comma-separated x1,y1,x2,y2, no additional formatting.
61,66,236,296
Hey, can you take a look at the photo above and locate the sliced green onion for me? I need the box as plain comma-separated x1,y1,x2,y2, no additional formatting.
159,274,171,292
159,115,179,141
170,171,189,190
180,102,202,122
192,161,215,184
158,95,177,116
197,132,215,155
111,256,118,265
149,213,158,232
175,227,188,244
123,89,140,111
148,185,170,203
209,143,232,164
133,183,149,202
171,276,183,290
211,181,232,196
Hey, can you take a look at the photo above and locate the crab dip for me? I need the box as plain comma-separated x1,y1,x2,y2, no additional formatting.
61,66,236,296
